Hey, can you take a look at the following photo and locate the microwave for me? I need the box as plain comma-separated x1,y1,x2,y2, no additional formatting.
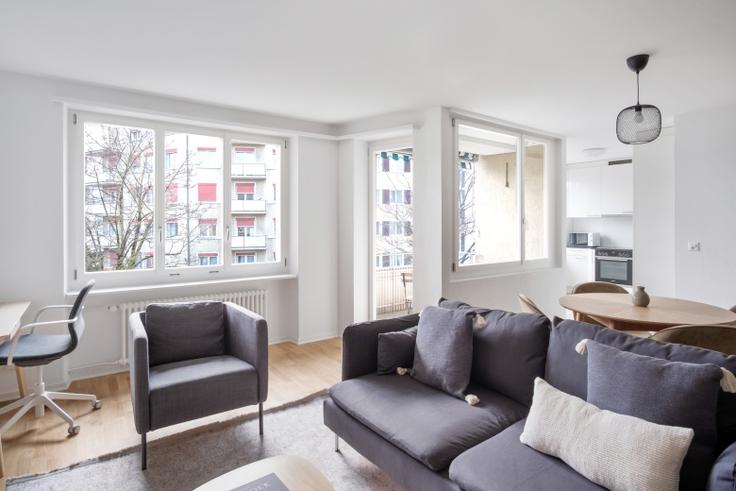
567,232,600,247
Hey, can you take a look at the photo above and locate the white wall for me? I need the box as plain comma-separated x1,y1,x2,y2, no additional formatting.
0,70,338,399
633,126,675,296
296,137,339,342
674,106,736,308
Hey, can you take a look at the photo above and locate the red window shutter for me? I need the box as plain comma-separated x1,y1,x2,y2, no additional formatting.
198,183,217,201
236,217,255,227
382,189,390,204
236,183,255,194
198,252,218,257
197,146,216,152
404,156,411,173
165,148,177,154
404,190,412,204
199,218,217,225
234,146,255,153
166,183,178,202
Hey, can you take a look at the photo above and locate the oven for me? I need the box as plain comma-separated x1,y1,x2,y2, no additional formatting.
595,248,633,286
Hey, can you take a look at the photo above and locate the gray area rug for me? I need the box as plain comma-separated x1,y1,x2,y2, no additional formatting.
8,393,402,491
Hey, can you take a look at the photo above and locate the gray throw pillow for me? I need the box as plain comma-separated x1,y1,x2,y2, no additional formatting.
377,327,418,375
411,306,473,398
546,317,736,453
586,340,722,490
145,301,225,366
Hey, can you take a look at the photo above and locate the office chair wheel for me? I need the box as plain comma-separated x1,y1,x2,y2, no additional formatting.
93,400,102,410
68,425,80,436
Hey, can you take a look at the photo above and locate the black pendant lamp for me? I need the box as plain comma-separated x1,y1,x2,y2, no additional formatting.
616,54,662,144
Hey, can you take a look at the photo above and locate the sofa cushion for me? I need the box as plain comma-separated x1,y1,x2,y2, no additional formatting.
520,377,693,491
329,373,527,471
145,301,225,366
709,441,736,491
586,341,721,490
546,317,736,451
377,326,417,375
449,419,605,491
412,306,474,398
148,355,258,430
472,310,550,406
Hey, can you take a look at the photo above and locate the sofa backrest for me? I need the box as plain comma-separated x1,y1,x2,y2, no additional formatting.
471,310,551,407
145,301,225,366
546,317,736,451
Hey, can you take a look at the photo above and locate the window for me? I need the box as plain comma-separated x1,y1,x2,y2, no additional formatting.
236,182,255,201
454,119,553,275
165,221,178,237
236,253,256,264
378,151,412,173
198,253,218,266
377,189,412,205
68,111,287,289
197,183,217,202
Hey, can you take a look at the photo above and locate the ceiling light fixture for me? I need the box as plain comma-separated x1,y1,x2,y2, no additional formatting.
616,54,661,145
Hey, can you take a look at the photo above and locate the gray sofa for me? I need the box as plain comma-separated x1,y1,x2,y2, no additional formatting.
323,306,736,491
129,301,268,469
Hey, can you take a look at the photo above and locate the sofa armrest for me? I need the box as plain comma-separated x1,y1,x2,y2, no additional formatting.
342,313,420,381
224,302,269,402
709,441,736,491
128,312,150,434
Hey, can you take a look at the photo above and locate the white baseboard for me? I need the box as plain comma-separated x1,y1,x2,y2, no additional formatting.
297,331,339,345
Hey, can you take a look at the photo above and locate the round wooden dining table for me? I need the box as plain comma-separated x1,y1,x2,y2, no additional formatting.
559,293,736,331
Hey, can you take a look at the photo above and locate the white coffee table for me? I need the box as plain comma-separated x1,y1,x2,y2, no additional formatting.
195,455,334,491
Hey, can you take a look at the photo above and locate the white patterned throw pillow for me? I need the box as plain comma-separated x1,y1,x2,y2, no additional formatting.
520,378,694,491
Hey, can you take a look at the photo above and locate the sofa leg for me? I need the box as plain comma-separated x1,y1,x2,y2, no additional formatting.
141,433,147,470
258,402,264,436
334,434,340,452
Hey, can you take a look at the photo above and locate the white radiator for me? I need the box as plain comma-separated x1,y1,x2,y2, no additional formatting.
109,289,267,366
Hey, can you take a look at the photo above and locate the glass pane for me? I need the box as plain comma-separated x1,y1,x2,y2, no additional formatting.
373,149,413,318
164,133,223,268
230,141,281,264
84,122,155,272
524,140,547,261
457,124,520,266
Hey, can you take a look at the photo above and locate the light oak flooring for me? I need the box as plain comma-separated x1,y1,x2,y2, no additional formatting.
0,338,342,479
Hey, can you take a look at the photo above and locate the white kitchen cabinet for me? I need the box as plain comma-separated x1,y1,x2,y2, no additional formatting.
566,165,601,217
600,163,633,215
567,162,633,217
565,247,596,291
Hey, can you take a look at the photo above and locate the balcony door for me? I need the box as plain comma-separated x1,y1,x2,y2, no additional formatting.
370,140,414,319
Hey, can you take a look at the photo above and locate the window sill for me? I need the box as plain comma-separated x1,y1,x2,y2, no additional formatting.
449,264,561,284
66,274,297,304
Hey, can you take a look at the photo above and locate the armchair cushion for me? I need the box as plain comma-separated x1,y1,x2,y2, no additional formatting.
145,302,225,366
376,326,417,375
148,354,258,430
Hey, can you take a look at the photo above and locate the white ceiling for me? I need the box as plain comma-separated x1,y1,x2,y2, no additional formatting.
1,0,735,162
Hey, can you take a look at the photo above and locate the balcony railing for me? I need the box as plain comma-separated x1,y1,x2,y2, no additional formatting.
375,266,413,316
231,235,267,250
232,163,266,179
231,199,267,213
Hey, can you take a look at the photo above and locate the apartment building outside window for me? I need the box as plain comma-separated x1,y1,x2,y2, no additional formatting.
68,110,287,290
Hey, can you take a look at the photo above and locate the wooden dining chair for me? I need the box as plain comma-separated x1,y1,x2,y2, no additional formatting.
648,324,736,355
570,281,629,324
518,294,547,317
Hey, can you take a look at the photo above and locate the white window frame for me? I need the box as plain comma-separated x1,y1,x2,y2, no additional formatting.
451,116,556,280
66,110,288,291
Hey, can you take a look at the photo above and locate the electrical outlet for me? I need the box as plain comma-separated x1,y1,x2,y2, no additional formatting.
687,242,701,252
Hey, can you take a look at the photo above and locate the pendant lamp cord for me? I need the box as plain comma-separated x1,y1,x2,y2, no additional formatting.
636,70,640,105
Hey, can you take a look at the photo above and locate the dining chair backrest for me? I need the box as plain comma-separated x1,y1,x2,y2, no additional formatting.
648,324,736,355
571,281,629,294
518,293,546,317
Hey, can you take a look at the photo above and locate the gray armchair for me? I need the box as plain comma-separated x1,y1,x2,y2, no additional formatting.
129,301,268,470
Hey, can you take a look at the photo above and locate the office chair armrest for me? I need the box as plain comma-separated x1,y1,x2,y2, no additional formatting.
6,317,79,365
33,305,75,323
128,312,150,434
224,302,268,402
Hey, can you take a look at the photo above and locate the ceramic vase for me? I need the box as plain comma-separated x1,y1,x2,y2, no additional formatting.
632,286,650,307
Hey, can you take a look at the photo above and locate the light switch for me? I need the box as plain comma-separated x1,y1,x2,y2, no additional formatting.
687,242,701,252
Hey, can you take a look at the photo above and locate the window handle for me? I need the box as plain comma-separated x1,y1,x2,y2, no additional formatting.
158,226,163,242
226,226,231,241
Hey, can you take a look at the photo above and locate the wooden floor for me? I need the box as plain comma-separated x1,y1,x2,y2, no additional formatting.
0,338,342,478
